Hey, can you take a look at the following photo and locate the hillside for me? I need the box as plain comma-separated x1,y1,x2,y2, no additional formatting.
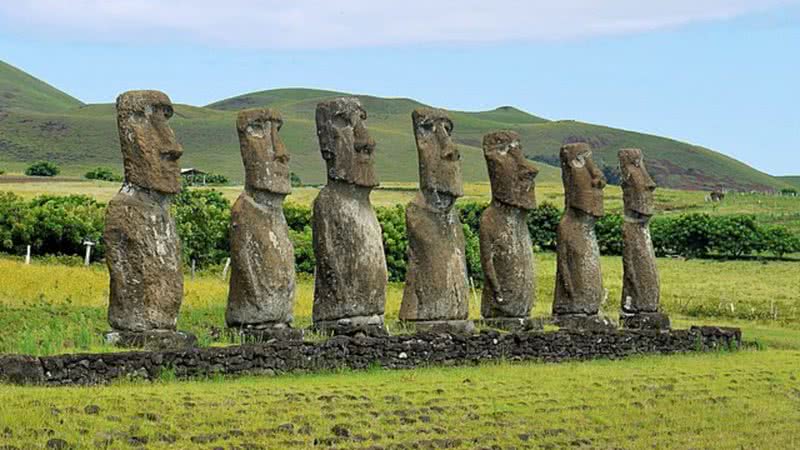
778,176,800,189
0,60,791,191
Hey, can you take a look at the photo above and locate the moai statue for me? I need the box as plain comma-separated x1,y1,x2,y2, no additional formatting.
104,90,195,349
619,148,670,330
479,131,541,331
226,109,301,341
552,143,616,331
400,108,474,334
311,98,388,336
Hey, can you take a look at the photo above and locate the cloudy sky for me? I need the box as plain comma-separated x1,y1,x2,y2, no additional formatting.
1,0,798,174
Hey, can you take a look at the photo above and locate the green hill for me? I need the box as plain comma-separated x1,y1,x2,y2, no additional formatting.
0,60,791,191
778,176,800,189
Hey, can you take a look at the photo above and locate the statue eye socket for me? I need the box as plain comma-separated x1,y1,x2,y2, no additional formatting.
419,122,434,132
162,105,173,119
333,113,350,128
274,120,284,131
443,122,453,135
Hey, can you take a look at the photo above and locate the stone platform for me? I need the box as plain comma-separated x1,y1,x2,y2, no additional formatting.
0,326,741,386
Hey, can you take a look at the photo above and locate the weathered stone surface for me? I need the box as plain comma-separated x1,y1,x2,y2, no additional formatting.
106,90,184,333
620,312,671,331
228,324,304,343
411,320,476,335
226,109,296,330
103,330,197,351
480,317,544,332
115,90,183,194
1,326,742,385
312,98,388,332
313,315,388,337
553,314,616,332
619,148,667,329
480,131,539,322
412,108,463,197
401,108,468,327
0,355,44,384
553,143,610,326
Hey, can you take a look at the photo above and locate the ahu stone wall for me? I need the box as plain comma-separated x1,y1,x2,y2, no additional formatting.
0,326,741,386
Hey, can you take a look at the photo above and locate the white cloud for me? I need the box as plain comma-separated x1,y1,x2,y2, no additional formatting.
0,0,795,48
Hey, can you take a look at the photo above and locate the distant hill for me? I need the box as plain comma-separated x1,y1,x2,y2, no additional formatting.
0,60,792,191
778,176,800,189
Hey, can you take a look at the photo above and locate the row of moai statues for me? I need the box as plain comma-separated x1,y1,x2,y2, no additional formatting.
103,90,668,347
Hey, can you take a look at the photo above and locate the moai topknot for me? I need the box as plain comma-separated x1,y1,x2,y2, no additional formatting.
311,97,388,336
226,109,300,340
479,131,541,331
619,148,669,330
104,90,194,349
400,108,473,334
552,143,616,331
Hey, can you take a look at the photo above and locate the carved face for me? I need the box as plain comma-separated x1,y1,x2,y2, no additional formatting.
483,131,538,210
237,108,291,195
116,90,183,194
560,143,605,217
619,148,656,216
412,108,463,198
315,97,377,188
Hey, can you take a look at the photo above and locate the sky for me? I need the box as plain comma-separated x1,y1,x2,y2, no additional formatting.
0,0,798,175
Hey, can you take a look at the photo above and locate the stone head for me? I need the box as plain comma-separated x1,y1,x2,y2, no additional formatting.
116,90,183,194
619,148,656,216
560,143,606,217
237,108,291,195
482,131,538,210
412,108,463,198
315,97,377,188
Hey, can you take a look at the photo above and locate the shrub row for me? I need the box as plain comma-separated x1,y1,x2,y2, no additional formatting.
1,191,797,282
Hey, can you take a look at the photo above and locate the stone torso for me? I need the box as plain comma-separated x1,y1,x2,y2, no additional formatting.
400,198,469,321
621,215,660,313
311,182,387,322
553,209,603,315
480,202,535,318
226,192,296,327
105,184,183,331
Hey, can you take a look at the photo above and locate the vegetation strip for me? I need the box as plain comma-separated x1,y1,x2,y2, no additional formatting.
0,326,740,386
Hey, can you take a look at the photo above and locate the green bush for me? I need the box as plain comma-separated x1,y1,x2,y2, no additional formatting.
289,226,314,274
527,202,561,251
596,214,623,256
377,204,407,282
84,167,122,182
290,172,303,187
172,189,231,267
25,161,60,177
761,226,800,258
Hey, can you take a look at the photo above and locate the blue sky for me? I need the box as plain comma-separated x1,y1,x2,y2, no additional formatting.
0,0,798,175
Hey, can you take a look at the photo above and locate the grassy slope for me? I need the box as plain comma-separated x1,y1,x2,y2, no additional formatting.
0,61,792,191
0,60,83,112
778,176,800,188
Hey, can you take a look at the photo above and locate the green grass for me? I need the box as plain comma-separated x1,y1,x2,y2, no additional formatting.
1,251,798,356
1,60,794,192
1,351,799,449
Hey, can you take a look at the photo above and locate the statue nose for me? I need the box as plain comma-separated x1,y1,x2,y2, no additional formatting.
273,131,289,163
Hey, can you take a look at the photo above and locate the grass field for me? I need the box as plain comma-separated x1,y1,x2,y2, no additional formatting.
0,176,798,448
1,252,798,356
1,350,799,449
